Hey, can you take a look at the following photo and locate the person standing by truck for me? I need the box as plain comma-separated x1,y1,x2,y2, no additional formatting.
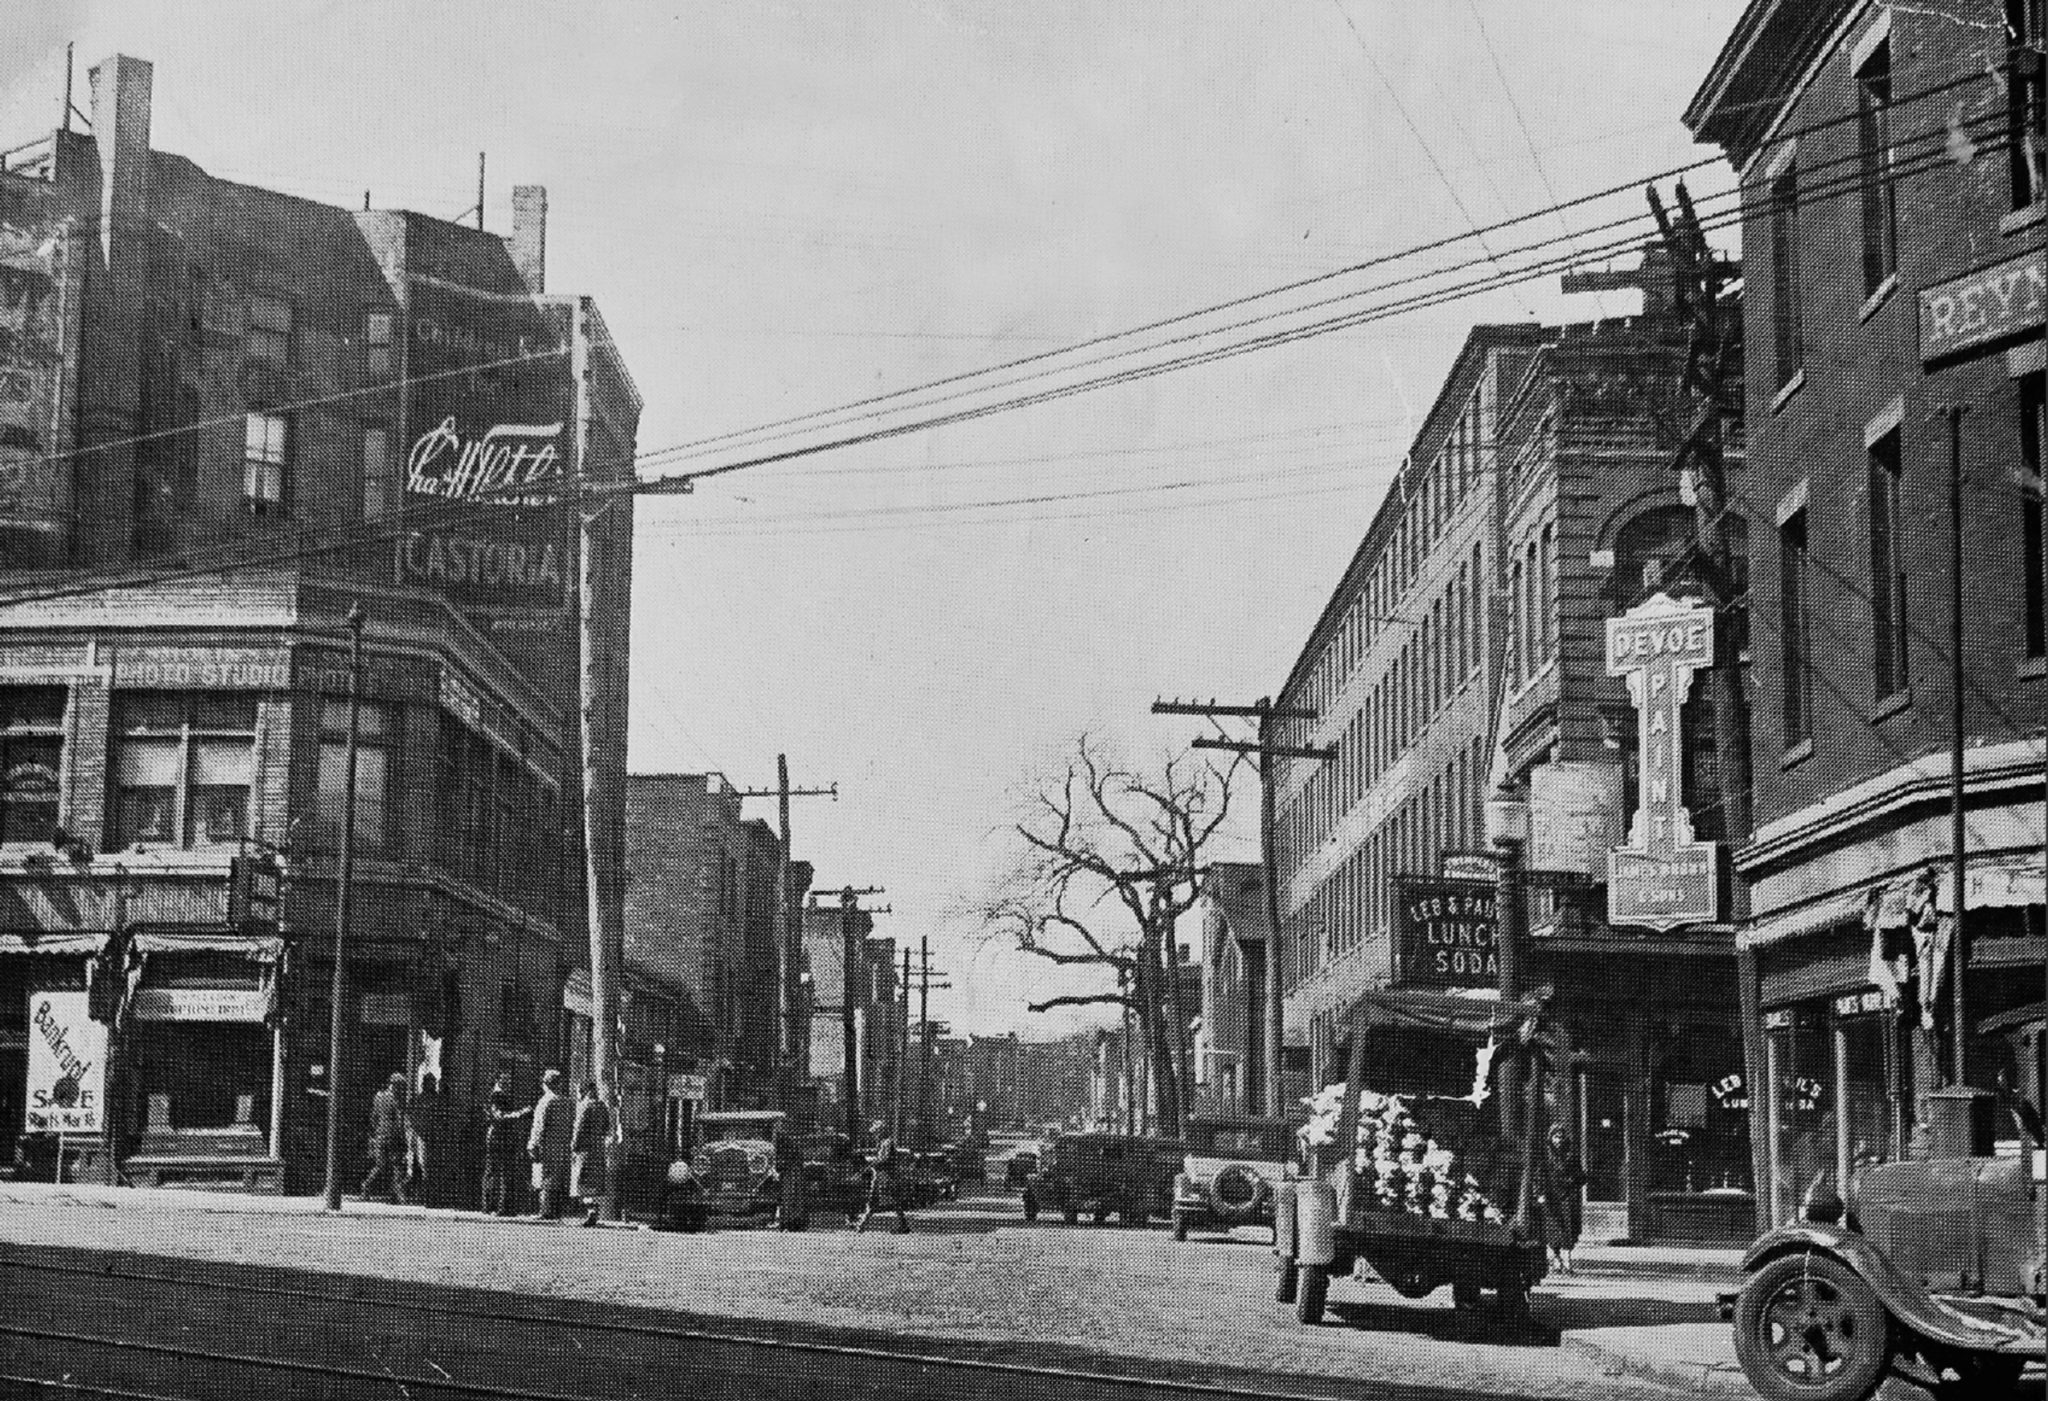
527,1069,573,1220
481,1075,531,1217
570,1080,615,1227
855,1136,910,1234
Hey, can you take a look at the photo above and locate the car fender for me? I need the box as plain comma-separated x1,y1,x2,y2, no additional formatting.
1744,1223,2029,1355
1295,1180,1336,1267
1273,1179,1298,1260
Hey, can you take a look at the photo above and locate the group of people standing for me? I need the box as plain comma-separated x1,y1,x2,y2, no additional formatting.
365,1066,616,1226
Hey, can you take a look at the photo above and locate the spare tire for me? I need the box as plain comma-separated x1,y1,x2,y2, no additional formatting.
1213,1164,1262,1213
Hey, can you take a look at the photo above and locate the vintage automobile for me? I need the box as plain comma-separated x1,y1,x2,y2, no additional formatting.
1729,1017,2048,1401
1003,1148,1040,1191
909,1150,958,1204
949,1142,987,1190
1171,1115,1296,1242
801,1131,869,1220
660,1109,785,1231
1023,1132,1185,1226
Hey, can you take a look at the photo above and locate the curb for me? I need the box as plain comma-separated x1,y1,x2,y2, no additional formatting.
1559,1325,1752,1399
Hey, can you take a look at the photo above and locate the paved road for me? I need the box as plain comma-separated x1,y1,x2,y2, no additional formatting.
0,1183,1716,1400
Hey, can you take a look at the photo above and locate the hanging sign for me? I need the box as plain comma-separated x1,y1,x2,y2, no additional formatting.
26,991,104,1134
1528,761,1624,880
1393,875,1499,990
1606,594,1721,930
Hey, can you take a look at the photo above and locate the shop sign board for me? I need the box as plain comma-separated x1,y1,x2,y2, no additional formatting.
1606,594,1721,930
1527,761,1624,880
26,990,103,1134
1917,250,2046,367
1393,875,1499,990
1439,850,1500,883
130,987,271,1022
396,280,575,632
116,650,290,690
668,1073,708,1103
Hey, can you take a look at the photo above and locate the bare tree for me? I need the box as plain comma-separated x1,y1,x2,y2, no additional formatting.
978,734,1245,1136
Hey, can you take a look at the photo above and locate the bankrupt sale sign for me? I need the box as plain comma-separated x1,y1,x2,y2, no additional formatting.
1605,594,1722,930
26,990,104,1134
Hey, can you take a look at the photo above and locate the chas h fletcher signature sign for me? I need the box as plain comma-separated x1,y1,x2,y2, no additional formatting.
1605,594,1721,930
26,991,104,1134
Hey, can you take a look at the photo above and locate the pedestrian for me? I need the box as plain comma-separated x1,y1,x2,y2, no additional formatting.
481,1074,531,1217
527,1068,573,1220
360,1072,411,1205
1538,1122,1587,1274
855,1135,909,1235
774,1125,809,1231
570,1079,615,1227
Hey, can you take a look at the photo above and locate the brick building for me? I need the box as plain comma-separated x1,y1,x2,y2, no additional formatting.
1687,0,2046,1226
1271,299,1759,1242
800,897,901,1139
1192,861,1271,1117
0,55,638,1198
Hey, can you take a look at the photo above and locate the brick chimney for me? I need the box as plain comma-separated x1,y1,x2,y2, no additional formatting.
89,55,152,270
511,185,547,293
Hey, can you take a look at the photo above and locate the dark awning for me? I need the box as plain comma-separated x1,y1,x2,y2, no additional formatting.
1346,987,1548,1042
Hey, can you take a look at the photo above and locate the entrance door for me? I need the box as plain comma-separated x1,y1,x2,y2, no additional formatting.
1579,1067,1628,1238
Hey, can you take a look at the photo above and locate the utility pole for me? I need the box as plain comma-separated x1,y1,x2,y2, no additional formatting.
896,946,912,1143
911,936,953,1150
1154,698,1329,1117
321,605,366,1212
579,498,622,1141
1942,403,1971,1087
736,765,836,1111
821,886,885,1148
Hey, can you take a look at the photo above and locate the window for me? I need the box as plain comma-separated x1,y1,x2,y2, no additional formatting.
112,693,257,850
1856,39,1897,296
360,425,391,520
1768,159,1804,389
1469,543,1484,678
317,699,392,853
1867,428,1909,698
0,687,64,845
1509,557,1525,683
1538,522,1555,662
2024,374,2046,658
244,412,288,513
365,310,394,376
2011,0,2046,210
1779,508,1815,745
246,294,293,366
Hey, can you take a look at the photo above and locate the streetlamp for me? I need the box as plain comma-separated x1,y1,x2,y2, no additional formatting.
320,605,366,1212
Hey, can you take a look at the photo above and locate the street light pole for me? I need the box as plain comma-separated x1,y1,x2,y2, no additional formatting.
321,604,366,1212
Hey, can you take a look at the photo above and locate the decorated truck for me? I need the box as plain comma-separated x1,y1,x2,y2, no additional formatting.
1273,987,1552,1325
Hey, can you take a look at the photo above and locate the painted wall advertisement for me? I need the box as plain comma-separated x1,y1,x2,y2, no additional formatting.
1393,875,1498,990
26,990,104,1135
397,279,574,632
1527,760,1623,881
0,204,75,563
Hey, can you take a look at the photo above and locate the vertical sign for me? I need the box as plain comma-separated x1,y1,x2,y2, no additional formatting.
1605,593,1721,929
26,991,104,1134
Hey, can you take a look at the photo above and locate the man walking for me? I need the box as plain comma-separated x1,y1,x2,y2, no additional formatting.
481,1074,531,1217
855,1135,909,1235
360,1072,411,1205
570,1079,615,1227
527,1069,573,1220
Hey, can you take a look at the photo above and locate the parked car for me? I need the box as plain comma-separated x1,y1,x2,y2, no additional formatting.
1003,1148,1040,1191
660,1109,785,1230
911,1150,958,1203
1023,1133,1185,1226
1170,1115,1295,1242
949,1142,987,1189
801,1132,868,1220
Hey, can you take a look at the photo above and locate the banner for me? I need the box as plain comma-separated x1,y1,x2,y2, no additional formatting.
26,990,104,1134
396,279,574,633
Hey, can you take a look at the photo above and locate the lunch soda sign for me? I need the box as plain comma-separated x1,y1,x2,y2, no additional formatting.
26,990,104,1134
1394,876,1498,990
1605,593,1721,930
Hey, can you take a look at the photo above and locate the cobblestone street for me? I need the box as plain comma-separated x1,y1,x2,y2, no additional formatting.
0,1183,1719,1399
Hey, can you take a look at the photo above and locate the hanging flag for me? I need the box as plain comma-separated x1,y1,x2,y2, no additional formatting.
417,1029,445,1095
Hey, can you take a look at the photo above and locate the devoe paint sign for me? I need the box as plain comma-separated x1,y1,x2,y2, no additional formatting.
26,991,104,1134
1605,594,1721,930
1394,876,1499,990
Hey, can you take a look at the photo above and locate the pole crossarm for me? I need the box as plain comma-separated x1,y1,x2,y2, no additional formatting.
737,784,838,800
1151,698,1317,721
1192,736,1335,761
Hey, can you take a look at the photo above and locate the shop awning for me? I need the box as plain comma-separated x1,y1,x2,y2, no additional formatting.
130,929,284,960
0,931,102,956
1737,890,1869,952
1346,987,1548,1041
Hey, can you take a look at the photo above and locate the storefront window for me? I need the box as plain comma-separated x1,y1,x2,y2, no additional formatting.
0,687,65,846
1766,1004,1835,1224
1648,1020,1753,1197
1836,999,1906,1184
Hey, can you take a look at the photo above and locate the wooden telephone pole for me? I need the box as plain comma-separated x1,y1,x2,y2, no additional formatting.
736,763,836,1109
820,886,885,1148
1152,698,1329,1117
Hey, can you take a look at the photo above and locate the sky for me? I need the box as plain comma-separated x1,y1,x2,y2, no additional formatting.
5,1,1751,1038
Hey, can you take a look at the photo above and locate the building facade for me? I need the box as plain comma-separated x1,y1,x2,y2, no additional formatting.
1687,0,2047,1226
1192,861,1271,1117
0,55,638,1198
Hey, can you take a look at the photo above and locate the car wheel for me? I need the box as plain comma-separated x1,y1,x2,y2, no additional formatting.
1734,1253,1890,1401
1172,1214,1189,1242
1295,1263,1329,1325
1275,1257,1299,1304
1021,1190,1039,1223
1452,1281,1482,1311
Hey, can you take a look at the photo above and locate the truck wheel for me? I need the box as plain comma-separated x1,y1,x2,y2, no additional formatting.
1734,1253,1889,1401
1172,1214,1189,1242
1451,1281,1482,1311
1295,1263,1329,1325
1021,1191,1039,1224
1275,1258,1299,1303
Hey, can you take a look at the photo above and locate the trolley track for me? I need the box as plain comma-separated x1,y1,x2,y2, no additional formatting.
0,1246,1518,1401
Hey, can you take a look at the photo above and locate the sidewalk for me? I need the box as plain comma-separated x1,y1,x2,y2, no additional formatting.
1572,1240,1745,1285
1559,1323,1751,1400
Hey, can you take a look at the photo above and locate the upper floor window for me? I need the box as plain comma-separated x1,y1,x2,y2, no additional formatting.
362,425,390,520
2011,0,2047,210
1867,427,1910,699
112,692,257,850
1856,39,1897,295
246,294,293,366
2021,371,2045,658
318,699,392,853
1768,158,1804,389
0,687,64,845
365,310,395,377
244,412,288,514
1779,507,1814,745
